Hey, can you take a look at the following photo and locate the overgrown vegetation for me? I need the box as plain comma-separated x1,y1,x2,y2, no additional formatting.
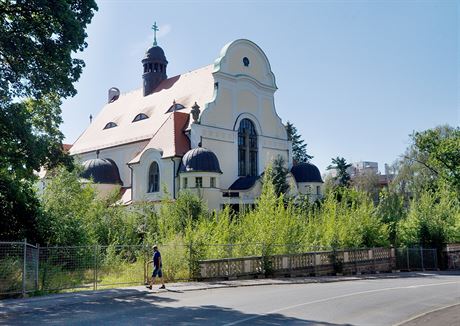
2,125,459,291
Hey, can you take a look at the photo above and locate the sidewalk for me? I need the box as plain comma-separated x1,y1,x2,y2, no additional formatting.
1,271,458,317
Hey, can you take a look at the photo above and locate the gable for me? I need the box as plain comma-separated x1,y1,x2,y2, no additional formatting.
213,39,277,89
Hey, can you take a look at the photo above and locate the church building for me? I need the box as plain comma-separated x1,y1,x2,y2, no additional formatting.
69,25,323,210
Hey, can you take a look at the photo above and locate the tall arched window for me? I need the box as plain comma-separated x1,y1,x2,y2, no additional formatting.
238,118,258,176
148,162,160,193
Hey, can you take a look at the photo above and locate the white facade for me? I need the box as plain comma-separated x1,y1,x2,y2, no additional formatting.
69,39,323,210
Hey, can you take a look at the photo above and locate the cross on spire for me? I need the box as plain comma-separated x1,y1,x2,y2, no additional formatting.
152,22,159,46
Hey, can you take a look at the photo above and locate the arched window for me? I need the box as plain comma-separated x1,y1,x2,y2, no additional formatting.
103,122,117,130
133,113,149,122
148,162,159,193
238,118,258,176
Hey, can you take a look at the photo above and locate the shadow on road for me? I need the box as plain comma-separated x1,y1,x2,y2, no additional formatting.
0,288,352,325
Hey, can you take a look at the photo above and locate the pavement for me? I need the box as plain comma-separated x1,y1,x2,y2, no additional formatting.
1,271,458,318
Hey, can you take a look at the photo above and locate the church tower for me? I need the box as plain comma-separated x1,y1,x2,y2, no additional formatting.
142,22,168,97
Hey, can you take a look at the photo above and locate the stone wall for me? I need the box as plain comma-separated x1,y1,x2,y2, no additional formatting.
444,244,460,270
198,248,396,280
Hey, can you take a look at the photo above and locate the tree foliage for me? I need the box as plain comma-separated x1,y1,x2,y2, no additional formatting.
266,156,290,197
327,157,352,187
397,185,460,249
413,125,460,192
285,121,313,164
0,0,98,240
392,125,460,198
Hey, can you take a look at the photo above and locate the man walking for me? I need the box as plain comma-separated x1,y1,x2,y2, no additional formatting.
147,245,165,290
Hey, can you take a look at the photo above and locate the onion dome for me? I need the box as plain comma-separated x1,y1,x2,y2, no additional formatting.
81,158,122,185
144,45,168,63
179,147,222,173
291,162,323,183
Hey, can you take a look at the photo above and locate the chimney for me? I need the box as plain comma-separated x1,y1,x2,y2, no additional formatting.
108,87,120,103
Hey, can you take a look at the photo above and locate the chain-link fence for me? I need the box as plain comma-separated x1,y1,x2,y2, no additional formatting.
0,241,442,298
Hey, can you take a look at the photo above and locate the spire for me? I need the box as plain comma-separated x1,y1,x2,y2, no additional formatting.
152,21,159,46
143,22,168,97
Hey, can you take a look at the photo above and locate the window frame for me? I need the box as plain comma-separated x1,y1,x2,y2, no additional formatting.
147,161,160,193
195,177,203,188
103,122,117,130
133,113,149,122
238,118,258,176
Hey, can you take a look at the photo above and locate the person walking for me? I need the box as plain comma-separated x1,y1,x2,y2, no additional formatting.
147,245,165,290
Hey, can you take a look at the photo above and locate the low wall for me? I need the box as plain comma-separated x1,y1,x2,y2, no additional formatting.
198,248,395,280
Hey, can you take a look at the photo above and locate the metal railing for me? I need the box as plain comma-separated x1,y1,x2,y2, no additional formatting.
395,247,438,271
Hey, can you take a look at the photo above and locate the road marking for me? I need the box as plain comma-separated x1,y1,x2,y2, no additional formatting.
392,302,460,326
223,281,460,326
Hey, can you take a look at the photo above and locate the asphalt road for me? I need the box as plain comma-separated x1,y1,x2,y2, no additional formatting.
1,274,459,325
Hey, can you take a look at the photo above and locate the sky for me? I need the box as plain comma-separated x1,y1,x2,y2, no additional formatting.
61,0,459,175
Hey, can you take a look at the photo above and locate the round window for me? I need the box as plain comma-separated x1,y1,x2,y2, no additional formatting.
243,57,250,67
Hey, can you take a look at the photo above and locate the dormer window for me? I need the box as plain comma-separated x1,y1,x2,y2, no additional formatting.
103,122,117,129
166,102,185,113
132,113,149,122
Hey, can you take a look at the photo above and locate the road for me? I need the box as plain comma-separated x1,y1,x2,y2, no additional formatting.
1,274,459,325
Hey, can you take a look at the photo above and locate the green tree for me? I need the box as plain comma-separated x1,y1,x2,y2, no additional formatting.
327,157,352,187
285,121,313,164
413,125,460,192
266,156,290,197
0,0,98,240
376,188,405,245
391,125,460,201
398,184,460,249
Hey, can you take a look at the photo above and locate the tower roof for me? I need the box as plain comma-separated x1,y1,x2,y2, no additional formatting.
143,45,168,63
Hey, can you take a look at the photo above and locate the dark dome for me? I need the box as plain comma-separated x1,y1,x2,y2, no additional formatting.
81,158,122,185
179,147,222,173
291,163,323,183
143,45,168,63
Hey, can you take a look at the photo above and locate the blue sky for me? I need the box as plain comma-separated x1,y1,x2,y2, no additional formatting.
61,0,459,174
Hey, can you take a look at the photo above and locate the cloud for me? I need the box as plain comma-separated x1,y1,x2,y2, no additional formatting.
157,24,172,39
129,23,172,57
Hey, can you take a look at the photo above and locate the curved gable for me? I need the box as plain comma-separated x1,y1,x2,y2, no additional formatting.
213,39,277,89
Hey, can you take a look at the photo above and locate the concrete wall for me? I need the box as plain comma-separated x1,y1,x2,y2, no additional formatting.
178,171,222,211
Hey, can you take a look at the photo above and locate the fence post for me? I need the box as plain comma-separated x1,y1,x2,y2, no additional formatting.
406,248,410,271
188,241,193,280
93,244,97,291
434,249,438,270
143,244,147,284
372,248,376,273
420,247,424,271
35,244,40,291
22,239,27,298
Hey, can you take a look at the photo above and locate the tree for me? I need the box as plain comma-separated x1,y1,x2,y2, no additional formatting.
266,155,290,197
413,125,460,192
327,157,352,187
391,125,460,199
352,169,380,203
0,0,98,240
285,121,313,164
